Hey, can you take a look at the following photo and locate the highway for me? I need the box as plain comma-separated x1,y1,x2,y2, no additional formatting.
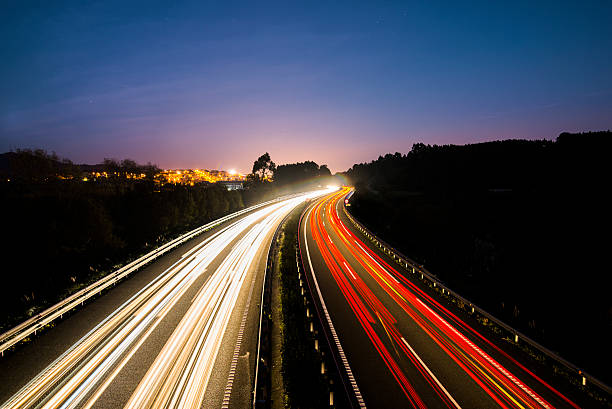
0,189,329,409
300,187,581,409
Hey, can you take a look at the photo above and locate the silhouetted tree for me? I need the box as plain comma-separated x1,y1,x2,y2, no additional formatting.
251,152,276,183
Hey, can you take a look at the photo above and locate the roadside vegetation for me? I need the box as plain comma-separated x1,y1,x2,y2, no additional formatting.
0,151,273,330
0,174,243,331
276,207,328,408
0,150,334,336
345,131,611,384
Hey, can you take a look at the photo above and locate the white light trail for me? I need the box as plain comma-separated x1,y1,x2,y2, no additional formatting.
2,189,332,409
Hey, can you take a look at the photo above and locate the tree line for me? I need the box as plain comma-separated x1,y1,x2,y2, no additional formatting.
344,131,611,383
248,152,333,194
0,149,332,330
0,149,159,181
0,178,246,328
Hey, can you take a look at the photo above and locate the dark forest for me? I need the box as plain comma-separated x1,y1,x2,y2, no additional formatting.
0,150,332,332
345,131,611,382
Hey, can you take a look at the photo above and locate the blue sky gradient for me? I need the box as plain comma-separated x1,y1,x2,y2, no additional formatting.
1,0,611,172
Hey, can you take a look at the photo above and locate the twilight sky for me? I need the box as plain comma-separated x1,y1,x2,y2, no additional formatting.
1,1,611,173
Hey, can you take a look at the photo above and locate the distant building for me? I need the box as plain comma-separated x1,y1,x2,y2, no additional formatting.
217,180,244,191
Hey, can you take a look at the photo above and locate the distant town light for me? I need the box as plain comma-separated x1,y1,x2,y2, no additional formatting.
228,169,237,176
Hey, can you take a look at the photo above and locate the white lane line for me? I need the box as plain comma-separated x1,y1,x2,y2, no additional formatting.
343,262,357,281
125,202,291,408
415,299,550,408
304,205,367,409
400,337,462,409
221,262,258,409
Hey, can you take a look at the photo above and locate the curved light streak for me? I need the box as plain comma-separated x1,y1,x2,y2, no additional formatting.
2,189,332,409
305,187,579,409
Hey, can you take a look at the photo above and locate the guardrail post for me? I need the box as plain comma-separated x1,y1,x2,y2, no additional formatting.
343,199,612,400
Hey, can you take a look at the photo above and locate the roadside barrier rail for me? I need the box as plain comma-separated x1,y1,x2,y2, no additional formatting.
252,204,289,409
343,195,611,397
0,193,301,357
299,201,363,409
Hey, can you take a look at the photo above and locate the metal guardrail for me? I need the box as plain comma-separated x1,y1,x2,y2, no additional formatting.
254,195,346,409
299,198,360,409
252,203,295,409
342,192,612,397
0,194,300,357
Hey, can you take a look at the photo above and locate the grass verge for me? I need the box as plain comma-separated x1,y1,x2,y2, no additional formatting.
277,206,329,408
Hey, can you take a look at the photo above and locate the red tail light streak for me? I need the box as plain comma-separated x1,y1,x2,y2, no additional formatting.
302,187,579,409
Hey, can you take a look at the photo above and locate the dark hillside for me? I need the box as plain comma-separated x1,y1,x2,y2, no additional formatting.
0,150,330,332
346,131,611,383
0,151,262,330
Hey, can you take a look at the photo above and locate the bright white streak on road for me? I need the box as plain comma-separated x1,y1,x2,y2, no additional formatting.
3,218,240,408
2,189,332,409
125,196,308,408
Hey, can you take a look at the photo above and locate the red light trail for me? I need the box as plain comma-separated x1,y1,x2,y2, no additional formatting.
303,187,580,408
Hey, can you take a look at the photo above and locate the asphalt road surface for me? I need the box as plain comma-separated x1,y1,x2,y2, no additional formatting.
300,187,581,409
0,190,329,409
